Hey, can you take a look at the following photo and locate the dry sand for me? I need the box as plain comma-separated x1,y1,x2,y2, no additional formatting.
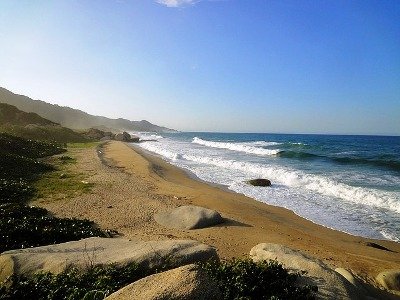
38,141,400,288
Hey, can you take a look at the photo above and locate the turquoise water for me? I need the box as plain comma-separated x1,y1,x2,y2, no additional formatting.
137,133,400,242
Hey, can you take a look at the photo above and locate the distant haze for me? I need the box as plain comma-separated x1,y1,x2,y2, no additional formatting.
0,1,399,135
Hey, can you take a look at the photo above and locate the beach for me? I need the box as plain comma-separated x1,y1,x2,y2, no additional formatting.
38,140,400,288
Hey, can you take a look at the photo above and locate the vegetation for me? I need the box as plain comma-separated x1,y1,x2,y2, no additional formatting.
33,150,94,202
0,103,57,126
0,133,65,159
0,204,107,252
0,263,145,300
0,133,107,253
0,258,317,300
201,258,317,300
67,142,99,149
0,103,90,143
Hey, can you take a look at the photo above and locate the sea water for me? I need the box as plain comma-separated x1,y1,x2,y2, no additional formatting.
135,132,400,242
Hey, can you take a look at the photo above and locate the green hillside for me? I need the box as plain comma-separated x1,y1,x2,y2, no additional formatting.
0,103,89,143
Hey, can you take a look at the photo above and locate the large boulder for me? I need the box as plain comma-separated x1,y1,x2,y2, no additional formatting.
114,131,140,142
84,128,113,140
105,264,222,300
0,237,218,282
376,270,400,292
247,179,271,187
154,206,224,230
250,243,363,299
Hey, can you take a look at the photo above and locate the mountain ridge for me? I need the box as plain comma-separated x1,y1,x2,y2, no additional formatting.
0,87,176,133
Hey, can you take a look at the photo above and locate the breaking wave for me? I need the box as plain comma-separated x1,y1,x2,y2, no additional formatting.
192,137,281,156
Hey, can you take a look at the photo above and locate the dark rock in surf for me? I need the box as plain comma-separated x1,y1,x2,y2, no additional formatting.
247,179,271,187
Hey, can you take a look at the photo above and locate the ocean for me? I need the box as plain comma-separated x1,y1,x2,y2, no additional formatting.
135,132,400,242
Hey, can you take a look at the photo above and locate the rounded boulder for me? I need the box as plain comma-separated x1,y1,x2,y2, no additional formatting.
155,205,224,230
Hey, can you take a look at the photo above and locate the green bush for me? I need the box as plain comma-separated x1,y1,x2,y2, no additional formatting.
0,154,54,181
0,263,146,300
0,179,34,204
0,133,65,158
200,258,317,300
0,204,107,252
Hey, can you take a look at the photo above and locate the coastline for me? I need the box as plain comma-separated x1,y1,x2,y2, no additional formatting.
39,141,400,287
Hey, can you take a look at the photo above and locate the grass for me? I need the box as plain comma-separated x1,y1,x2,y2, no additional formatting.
0,132,108,253
33,163,94,202
33,144,95,202
67,142,99,149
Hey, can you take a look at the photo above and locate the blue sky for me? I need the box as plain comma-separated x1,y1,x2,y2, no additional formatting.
0,0,399,135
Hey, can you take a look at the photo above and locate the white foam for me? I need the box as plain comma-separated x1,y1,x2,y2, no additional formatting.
138,137,400,241
188,155,400,214
380,230,400,242
137,132,164,140
140,140,400,214
192,137,281,156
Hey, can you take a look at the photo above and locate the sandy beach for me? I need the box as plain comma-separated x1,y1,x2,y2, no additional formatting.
38,141,400,289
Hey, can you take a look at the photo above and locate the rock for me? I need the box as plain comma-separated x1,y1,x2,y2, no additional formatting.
365,242,392,252
155,205,224,230
247,179,271,187
376,270,400,292
0,237,218,281
130,135,140,142
114,131,139,142
115,131,131,141
335,268,366,293
250,243,363,299
105,264,221,300
84,128,110,140
0,255,14,283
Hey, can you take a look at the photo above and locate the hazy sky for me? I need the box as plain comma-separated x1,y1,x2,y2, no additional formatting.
0,0,399,135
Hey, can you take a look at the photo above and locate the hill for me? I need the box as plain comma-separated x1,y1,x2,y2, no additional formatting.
0,103,89,143
0,87,175,133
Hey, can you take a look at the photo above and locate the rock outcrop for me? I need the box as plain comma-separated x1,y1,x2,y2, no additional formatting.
105,264,221,300
83,128,139,142
247,179,271,187
376,270,400,292
155,206,224,230
250,243,364,299
0,237,218,282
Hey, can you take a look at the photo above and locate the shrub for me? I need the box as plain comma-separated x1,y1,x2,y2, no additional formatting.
0,263,146,300
0,204,107,252
0,154,54,181
0,133,65,158
200,258,317,300
0,179,34,204
58,155,76,163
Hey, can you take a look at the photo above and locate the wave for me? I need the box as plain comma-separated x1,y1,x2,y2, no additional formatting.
332,156,400,172
278,151,322,160
278,151,400,172
192,137,281,156
139,141,400,214
137,133,164,141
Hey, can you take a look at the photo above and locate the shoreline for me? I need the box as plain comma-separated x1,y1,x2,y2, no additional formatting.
132,143,395,243
39,141,400,289
120,143,400,271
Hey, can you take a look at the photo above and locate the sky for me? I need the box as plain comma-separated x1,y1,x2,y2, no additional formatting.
0,0,399,135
